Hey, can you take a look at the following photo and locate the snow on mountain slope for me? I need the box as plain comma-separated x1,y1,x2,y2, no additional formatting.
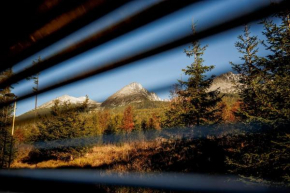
38,95,99,109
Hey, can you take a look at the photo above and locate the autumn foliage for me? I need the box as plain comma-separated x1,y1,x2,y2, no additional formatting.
219,100,241,123
122,106,134,132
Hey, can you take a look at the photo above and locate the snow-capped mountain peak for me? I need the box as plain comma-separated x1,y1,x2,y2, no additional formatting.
38,95,99,109
101,82,162,107
115,82,147,95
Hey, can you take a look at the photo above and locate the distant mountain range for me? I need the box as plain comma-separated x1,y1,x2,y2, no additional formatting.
18,72,240,117
38,95,101,109
37,82,163,110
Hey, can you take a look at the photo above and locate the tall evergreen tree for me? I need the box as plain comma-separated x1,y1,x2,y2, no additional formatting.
231,12,290,127
164,84,187,127
227,10,290,185
230,25,264,122
165,24,223,127
259,11,290,127
0,68,15,168
26,57,41,111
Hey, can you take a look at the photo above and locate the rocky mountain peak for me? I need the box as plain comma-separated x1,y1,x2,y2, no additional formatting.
128,82,143,89
55,95,76,101
101,82,162,107
208,72,241,94
116,82,146,95
217,72,240,82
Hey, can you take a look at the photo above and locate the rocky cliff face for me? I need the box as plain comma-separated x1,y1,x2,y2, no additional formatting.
101,82,162,107
208,72,241,94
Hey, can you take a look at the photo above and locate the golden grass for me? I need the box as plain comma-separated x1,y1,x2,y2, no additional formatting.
11,140,165,170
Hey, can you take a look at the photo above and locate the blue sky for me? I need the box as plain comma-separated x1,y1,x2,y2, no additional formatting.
12,0,277,116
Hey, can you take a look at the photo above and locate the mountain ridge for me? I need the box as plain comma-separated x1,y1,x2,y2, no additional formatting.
38,95,100,109
18,72,240,117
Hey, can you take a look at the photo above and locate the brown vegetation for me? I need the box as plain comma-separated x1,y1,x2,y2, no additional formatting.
12,137,226,175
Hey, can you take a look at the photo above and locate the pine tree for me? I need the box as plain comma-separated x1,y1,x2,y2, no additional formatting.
165,24,223,127
230,25,264,122
164,84,187,127
0,68,15,168
258,11,290,127
227,10,290,185
26,57,41,111
259,10,290,183
231,13,290,127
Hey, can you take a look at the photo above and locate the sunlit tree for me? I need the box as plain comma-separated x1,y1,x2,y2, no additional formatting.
165,24,223,127
230,25,266,123
122,106,134,132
